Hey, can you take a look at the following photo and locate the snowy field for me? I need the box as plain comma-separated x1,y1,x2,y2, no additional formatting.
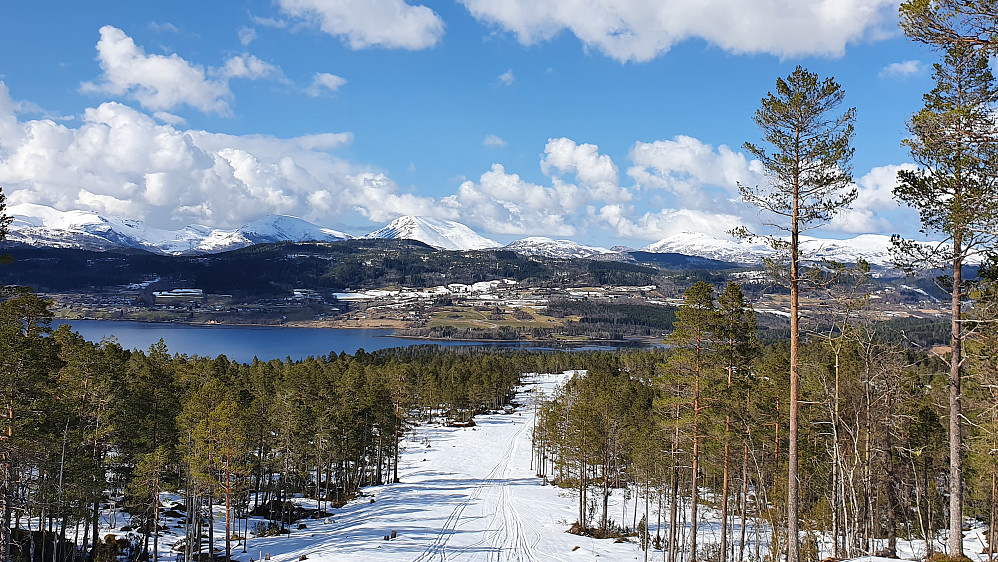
90,371,991,562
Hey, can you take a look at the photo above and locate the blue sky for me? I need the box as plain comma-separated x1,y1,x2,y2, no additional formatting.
0,0,946,246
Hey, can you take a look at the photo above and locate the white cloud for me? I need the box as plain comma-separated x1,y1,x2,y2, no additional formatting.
0,81,439,230
498,69,515,86
238,26,258,46
152,111,186,125
81,25,231,114
80,26,287,115
219,54,282,80
597,204,742,239
306,72,348,96
277,0,445,50
829,163,918,233
627,135,762,208
459,0,897,62
483,134,507,147
448,140,630,236
447,164,581,236
542,137,618,187
148,22,180,33
879,60,925,79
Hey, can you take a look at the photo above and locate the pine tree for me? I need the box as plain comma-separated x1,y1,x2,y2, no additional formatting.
713,282,759,562
737,66,856,562
661,280,718,562
900,0,998,52
893,45,998,557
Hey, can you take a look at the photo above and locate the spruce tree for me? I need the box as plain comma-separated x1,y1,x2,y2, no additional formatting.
893,44,998,557
737,66,856,562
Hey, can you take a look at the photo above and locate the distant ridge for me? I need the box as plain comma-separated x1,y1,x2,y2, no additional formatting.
504,237,628,261
6,204,350,255
641,231,929,267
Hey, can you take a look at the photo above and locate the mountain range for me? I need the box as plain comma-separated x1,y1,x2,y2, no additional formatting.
3,204,920,267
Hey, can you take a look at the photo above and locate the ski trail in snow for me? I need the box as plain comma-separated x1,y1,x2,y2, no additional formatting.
412,424,515,561
413,393,546,562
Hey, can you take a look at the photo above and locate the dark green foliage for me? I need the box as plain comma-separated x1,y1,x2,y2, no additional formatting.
0,241,671,297
547,299,676,332
628,251,735,270
585,261,657,286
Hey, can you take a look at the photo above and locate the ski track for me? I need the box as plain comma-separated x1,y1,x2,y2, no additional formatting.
413,392,541,562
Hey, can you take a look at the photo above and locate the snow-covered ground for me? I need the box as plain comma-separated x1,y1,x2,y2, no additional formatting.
82,371,992,562
234,371,645,561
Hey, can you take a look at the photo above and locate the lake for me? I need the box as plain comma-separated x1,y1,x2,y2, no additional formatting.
53,319,644,363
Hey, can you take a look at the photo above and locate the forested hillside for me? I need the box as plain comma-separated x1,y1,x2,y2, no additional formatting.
0,241,677,297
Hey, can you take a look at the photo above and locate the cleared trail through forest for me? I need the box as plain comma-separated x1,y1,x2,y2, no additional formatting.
247,374,607,562
412,388,543,562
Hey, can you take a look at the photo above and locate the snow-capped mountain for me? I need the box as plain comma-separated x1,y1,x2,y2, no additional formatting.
364,216,501,251
643,231,916,267
237,215,350,244
643,232,773,265
5,204,351,255
504,237,628,261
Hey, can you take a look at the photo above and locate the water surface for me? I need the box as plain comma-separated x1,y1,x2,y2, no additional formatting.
53,319,642,363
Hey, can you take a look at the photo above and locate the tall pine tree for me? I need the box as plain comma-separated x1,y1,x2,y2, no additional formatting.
737,67,856,562
893,44,998,557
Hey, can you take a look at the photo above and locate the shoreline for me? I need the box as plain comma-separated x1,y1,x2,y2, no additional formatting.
53,315,663,346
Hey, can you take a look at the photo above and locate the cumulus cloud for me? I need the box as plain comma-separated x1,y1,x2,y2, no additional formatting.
498,69,515,86
879,60,925,79
542,137,617,186
459,0,896,62
277,0,445,50
306,72,347,96
81,25,231,113
447,164,582,236
80,26,285,115
627,135,762,209
829,164,918,233
0,81,440,229
483,134,507,147
448,138,629,235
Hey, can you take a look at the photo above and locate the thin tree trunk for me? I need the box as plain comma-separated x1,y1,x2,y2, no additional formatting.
990,468,996,562
721,421,731,562
669,448,679,562
226,458,232,562
949,249,964,557
739,445,749,562
884,395,899,558
788,203,801,562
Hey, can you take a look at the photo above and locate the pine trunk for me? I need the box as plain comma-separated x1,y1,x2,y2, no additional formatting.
787,190,801,562
949,247,964,557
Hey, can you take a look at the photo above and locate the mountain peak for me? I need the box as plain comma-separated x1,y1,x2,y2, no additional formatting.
238,214,350,244
364,216,501,251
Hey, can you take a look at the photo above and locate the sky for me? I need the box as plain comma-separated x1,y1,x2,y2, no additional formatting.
0,0,952,247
